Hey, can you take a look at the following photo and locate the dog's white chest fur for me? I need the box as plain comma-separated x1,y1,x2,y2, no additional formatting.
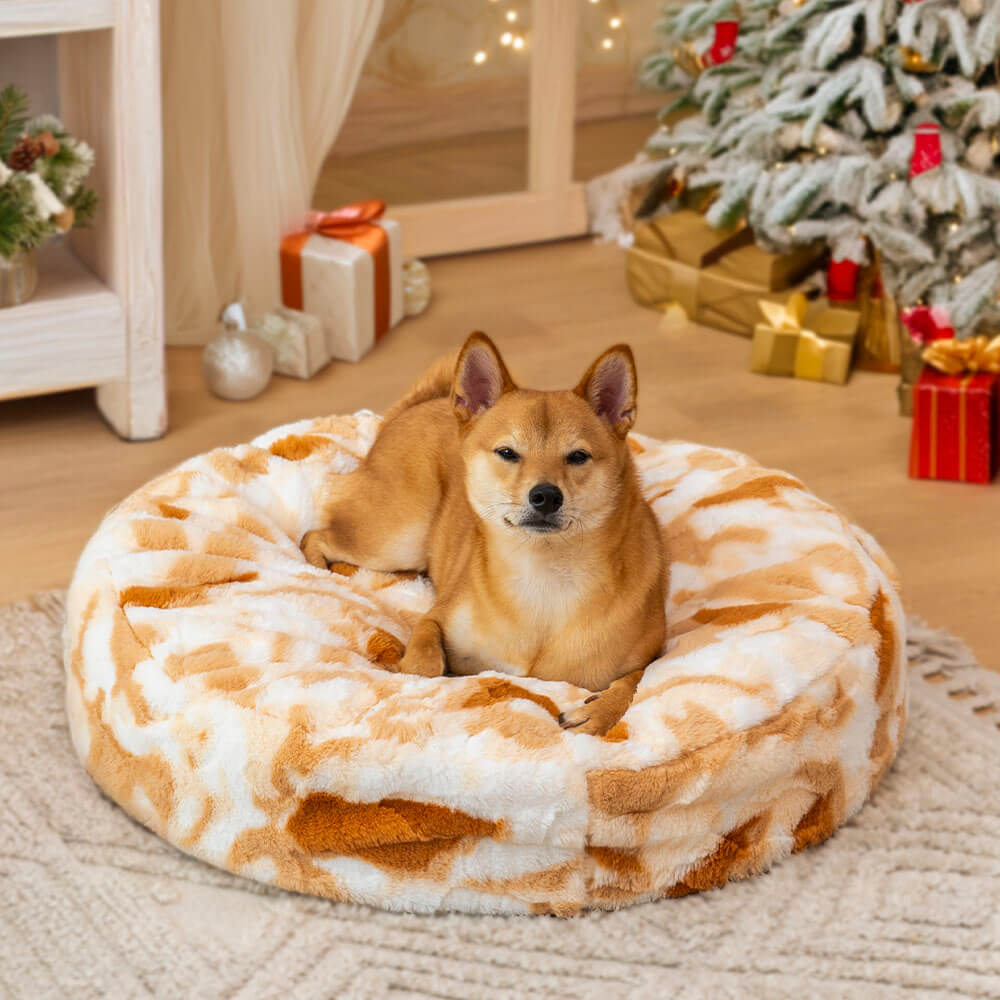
442,553,590,677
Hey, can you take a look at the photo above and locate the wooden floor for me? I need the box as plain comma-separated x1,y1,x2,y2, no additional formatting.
315,114,657,207
1,239,997,672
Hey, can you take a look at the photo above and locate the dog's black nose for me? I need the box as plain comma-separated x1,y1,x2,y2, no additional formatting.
528,482,563,515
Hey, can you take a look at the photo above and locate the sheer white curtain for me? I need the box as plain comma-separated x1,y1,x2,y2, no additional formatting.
161,0,383,344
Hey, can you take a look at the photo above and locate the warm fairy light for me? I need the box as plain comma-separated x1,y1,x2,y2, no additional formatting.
954,274,964,284
602,37,613,49
500,31,513,45
610,16,622,28
474,50,488,64
512,35,525,49
506,9,517,21
949,221,959,232
817,145,828,155
589,0,601,4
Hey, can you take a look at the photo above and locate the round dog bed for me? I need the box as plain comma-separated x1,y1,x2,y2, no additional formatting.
64,412,906,915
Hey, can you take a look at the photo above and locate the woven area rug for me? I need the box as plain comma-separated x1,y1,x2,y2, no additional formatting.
2,592,998,1000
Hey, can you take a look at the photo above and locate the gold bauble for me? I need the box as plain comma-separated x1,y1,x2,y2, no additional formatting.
900,46,940,74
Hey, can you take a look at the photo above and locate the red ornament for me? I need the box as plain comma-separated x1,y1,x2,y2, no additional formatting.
827,259,860,302
705,21,739,66
910,122,942,178
900,305,955,344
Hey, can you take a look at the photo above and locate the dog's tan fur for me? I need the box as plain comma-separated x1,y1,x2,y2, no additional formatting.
302,333,666,735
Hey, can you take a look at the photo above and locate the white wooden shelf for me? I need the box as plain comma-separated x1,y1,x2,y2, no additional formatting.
0,1,115,39
0,243,124,401
0,0,166,439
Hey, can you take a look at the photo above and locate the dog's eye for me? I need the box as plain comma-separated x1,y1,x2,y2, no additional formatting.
494,447,520,462
566,450,591,465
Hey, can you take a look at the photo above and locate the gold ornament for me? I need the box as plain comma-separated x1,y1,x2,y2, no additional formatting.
53,206,75,232
673,42,707,77
35,130,60,157
900,46,940,74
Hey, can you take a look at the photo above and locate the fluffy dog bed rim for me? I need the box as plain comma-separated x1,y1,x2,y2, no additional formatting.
64,413,907,915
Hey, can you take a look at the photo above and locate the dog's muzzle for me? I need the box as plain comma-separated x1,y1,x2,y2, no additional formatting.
505,511,565,533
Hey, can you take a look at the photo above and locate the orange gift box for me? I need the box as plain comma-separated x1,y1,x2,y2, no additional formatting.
908,368,998,484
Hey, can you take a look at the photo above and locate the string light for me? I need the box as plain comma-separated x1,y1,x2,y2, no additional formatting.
816,145,828,155
473,1,623,64
949,221,960,232
954,274,964,284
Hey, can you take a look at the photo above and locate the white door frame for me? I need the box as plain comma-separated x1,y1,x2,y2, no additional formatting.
390,0,588,257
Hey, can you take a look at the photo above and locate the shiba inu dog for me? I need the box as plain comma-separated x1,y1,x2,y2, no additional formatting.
302,333,666,735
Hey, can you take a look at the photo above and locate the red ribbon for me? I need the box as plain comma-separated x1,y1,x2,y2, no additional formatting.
280,199,391,340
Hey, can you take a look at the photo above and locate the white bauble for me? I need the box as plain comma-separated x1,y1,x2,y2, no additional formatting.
966,133,994,173
202,329,274,401
402,258,431,317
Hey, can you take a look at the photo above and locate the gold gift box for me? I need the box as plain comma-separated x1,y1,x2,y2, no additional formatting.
626,211,825,336
711,239,825,293
633,210,750,270
626,247,809,335
751,296,861,384
634,211,824,290
624,246,701,316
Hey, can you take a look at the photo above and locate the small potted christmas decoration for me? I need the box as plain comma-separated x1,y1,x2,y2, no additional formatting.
0,84,97,307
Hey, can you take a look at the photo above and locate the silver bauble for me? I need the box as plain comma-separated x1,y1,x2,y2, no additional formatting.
202,328,275,401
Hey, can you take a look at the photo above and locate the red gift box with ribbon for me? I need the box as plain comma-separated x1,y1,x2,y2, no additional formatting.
280,199,403,362
908,336,1000,483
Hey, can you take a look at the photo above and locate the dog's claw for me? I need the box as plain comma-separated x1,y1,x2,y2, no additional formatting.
558,711,584,729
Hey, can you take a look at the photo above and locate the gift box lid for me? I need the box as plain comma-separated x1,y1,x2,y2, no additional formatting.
709,239,825,293
633,210,751,269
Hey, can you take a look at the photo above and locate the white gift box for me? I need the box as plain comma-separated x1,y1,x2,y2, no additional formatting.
254,306,329,379
280,205,403,363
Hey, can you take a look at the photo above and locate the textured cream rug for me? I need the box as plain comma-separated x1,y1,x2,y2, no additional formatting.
1,591,998,1000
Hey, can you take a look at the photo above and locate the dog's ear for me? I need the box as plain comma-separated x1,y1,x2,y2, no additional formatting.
452,332,516,422
574,345,637,437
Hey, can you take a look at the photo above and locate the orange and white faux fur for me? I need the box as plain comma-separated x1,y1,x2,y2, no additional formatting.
64,412,906,915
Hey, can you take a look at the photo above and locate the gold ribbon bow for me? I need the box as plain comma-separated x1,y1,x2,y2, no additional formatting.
922,335,1000,375
758,292,809,333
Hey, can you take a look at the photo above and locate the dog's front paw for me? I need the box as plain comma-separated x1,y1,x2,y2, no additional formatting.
301,530,332,568
559,691,625,737
395,636,446,678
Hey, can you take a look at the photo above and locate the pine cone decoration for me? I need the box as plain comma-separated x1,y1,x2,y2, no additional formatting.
8,135,42,171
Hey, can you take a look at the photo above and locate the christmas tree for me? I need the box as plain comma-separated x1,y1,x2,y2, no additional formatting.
641,0,1000,337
